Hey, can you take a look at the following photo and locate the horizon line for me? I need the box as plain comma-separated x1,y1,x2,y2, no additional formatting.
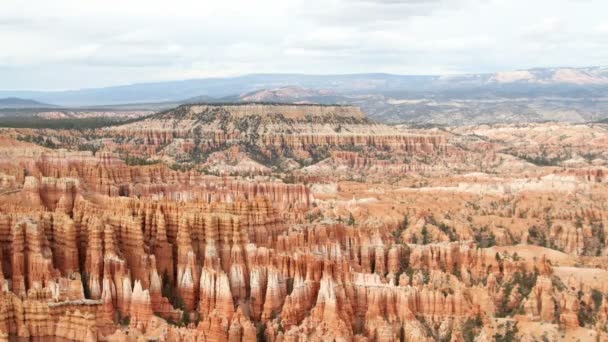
1,65,606,93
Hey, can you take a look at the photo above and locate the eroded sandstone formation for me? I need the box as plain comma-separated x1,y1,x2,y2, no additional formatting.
1,105,608,341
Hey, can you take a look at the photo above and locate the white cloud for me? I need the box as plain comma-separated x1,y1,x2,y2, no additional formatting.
597,23,608,33
525,17,566,36
0,0,607,89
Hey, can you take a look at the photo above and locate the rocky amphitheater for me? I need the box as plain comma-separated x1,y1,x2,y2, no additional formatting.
1,103,608,341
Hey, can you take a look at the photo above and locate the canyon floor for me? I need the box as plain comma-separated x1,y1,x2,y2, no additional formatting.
1,103,608,341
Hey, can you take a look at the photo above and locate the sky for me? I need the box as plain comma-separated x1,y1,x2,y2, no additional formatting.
1,0,607,90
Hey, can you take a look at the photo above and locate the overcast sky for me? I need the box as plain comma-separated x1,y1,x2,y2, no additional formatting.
1,0,607,90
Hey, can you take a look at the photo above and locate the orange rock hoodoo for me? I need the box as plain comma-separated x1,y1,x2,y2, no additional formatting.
2,106,608,340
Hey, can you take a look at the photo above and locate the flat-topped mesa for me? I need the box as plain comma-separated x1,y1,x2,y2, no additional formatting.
104,103,450,172
110,103,388,138
154,103,367,122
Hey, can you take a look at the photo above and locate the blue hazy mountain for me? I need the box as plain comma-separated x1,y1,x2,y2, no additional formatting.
0,97,56,109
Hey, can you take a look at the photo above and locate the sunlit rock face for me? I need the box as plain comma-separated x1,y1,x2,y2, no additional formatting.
1,105,608,341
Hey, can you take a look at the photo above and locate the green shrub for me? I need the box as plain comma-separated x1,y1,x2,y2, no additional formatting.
474,226,496,248
124,155,161,166
462,314,483,342
493,322,519,342
496,270,538,317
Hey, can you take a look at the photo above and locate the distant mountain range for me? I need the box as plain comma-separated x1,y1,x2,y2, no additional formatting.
2,66,608,124
1,66,607,107
0,97,55,109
